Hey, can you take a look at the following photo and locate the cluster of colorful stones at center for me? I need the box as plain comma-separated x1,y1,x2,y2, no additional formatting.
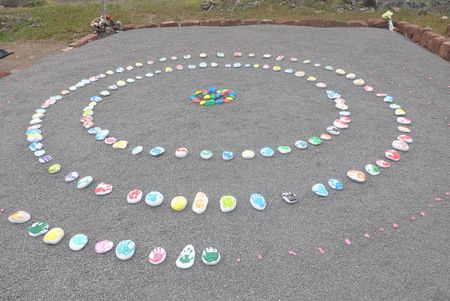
190,87,236,107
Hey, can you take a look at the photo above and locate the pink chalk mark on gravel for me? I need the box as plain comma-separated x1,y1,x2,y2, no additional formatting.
445,192,450,196
344,239,352,246
257,254,263,261
363,233,371,238
379,228,385,232
0,208,4,213
318,247,326,254
288,249,297,256
435,197,442,202
420,211,426,216
392,223,399,229
236,256,241,263
410,216,417,221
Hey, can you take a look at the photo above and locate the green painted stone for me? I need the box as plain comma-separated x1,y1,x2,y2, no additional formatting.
205,100,215,106
309,136,322,145
277,145,292,154
365,164,380,176
28,221,49,237
48,164,61,174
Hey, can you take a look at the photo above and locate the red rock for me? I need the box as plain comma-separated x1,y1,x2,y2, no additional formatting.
419,31,440,47
410,25,425,43
325,20,347,27
220,19,242,26
347,20,368,27
298,19,326,27
242,19,258,25
160,21,179,27
428,36,449,54
179,20,200,27
143,23,158,28
0,71,11,79
367,18,388,29
123,24,138,31
199,19,222,26
439,41,450,61
260,19,274,24
69,33,98,48
396,21,410,34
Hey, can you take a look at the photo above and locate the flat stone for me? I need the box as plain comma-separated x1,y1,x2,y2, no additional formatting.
376,159,391,168
328,179,343,190
385,149,401,161
64,171,79,182
392,140,409,151
43,227,64,244
365,164,380,176
28,222,49,237
260,147,275,157
112,140,128,149
295,140,308,149
309,136,322,145
145,191,164,207
397,135,413,144
202,247,221,266
176,245,195,269
8,211,31,224
171,196,187,211
347,170,366,183
282,192,298,204
192,192,209,214
150,146,165,157
69,234,88,251
48,164,61,174
95,240,114,254
115,240,135,260
148,247,167,265
175,147,189,158
132,146,143,155
76,176,93,189
220,195,237,212
250,193,266,210
222,151,234,161
312,183,328,197
95,183,113,196
277,145,291,154
242,150,255,159
200,150,213,160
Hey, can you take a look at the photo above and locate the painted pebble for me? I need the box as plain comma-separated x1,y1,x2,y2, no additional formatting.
95,240,114,254
38,155,53,164
48,164,61,174
192,192,208,214
43,227,64,244
132,146,143,155
333,119,349,129
64,172,79,182
295,140,308,149
76,176,93,189
112,140,128,149
309,136,322,145
95,183,113,196
176,245,195,269
392,140,410,152
200,150,213,160
242,150,255,159
395,108,406,116
327,126,340,136
376,159,391,168
365,164,380,176
320,133,332,141
277,146,291,154
220,195,237,212
397,117,412,125
250,193,266,210
28,222,49,237
8,211,31,224
312,184,328,197
222,151,234,161
104,137,117,145
175,147,189,159
150,146,165,157
347,170,366,183
398,126,411,133
328,179,343,190
385,149,401,161
127,189,143,204
115,240,135,260
148,247,167,265
282,192,298,204
69,234,88,251
145,191,164,207
171,196,187,211
260,147,275,157
202,247,221,266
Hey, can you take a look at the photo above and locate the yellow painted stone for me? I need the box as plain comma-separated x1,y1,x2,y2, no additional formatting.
165,67,173,73
273,66,281,72
43,227,64,244
395,108,406,116
199,101,206,106
171,196,187,212
82,110,93,117
89,101,97,107
307,76,317,82
203,95,211,100
112,140,128,149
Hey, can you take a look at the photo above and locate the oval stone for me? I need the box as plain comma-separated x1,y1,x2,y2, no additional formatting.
112,140,128,149
333,119,349,129
145,191,164,207
192,192,209,214
69,234,88,251
376,159,391,168
250,193,266,210
347,170,366,183
29,142,43,151
353,79,365,86
116,240,135,260
242,150,255,159
398,126,411,133
95,183,113,196
392,140,409,152
335,103,348,110
282,192,298,204
150,146,165,157
220,195,237,212
294,71,305,77
309,136,322,145
48,164,61,174
260,147,274,157
127,189,143,204
34,149,45,157
295,140,308,149
397,117,412,125
327,126,340,136
76,176,93,189
365,164,380,176
43,227,64,244
385,149,401,161
104,137,117,145
38,155,53,164
335,69,346,75
312,183,328,197
320,133,332,141
397,135,413,144
28,221,49,237
222,151,234,161
171,196,188,211
95,240,114,254
64,171,79,182
8,211,31,224
328,179,343,190
394,108,406,116
346,73,356,79
175,147,189,159
384,96,394,103
200,150,213,160
132,146,143,155
277,146,291,154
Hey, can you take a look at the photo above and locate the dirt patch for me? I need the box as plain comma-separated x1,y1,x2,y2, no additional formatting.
0,40,66,74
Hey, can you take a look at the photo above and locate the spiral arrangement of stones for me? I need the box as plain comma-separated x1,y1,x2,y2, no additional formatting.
15,50,419,266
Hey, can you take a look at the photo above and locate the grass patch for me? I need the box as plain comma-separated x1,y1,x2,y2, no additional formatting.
0,0,448,42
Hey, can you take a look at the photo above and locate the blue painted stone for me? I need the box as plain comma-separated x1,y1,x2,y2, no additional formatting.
250,193,266,210
90,96,103,103
150,146,165,157
384,96,394,103
294,140,308,149
29,142,43,151
215,99,223,105
35,109,46,114
326,90,341,99
51,95,63,101
115,67,125,73
260,147,274,158
34,149,46,157
26,129,41,135
222,151,234,161
312,183,328,197
38,155,53,164
87,127,102,135
328,178,344,190
95,130,109,141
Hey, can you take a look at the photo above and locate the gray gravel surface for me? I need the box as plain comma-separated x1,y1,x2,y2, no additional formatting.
0,25,449,300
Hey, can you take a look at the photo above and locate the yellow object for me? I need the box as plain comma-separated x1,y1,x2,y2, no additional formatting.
199,101,206,106
171,196,187,211
382,10,393,20
44,228,64,244
307,76,317,82
112,140,128,149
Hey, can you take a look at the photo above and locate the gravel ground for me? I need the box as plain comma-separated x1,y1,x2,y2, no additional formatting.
0,25,449,300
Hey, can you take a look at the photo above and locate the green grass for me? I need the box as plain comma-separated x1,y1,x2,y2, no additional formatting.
0,0,448,42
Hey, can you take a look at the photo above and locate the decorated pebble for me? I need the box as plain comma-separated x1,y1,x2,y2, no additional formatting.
397,135,413,144
175,147,189,159
353,79,365,86
320,133,332,141
202,247,221,266
333,119,349,129
309,136,322,145
200,150,213,160
115,240,135,260
104,137,117,145
28,222,49,237
145,191,164,207
176,245,195,269
64,171,79,182
69,234,88,251
365,164,380,176
192,192,208,214
398,126,411,133
242,150,255,159
295,71,305,77
295,140,308,149
222,151,234,161
397,117,412,125
392,140,410,152
38,155,53,164
8,211,31,224
336,69,346,75
327,126,340,136
127,189,143,204
260,147,275,158
76,176,93,189
312,183,328,197
171,196,187,211
95,240,114,254
48,164,61,174
132,146,143,155
376,159,391,168
385,149,401,161
395,108,406,116
277,146,291,154
150,146,165,157
346,73,356,79
148,247,166,265
112,140,128,149
250,193,267,210
347,170,366,183
43,227,64,244
220,195,237,212
282,192,298,204
328,179,343,190
94,183,113,196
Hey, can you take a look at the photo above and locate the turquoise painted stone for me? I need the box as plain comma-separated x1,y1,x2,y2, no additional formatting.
149,146,165,157
309,136,322,145
95,130,109,141
277,145,291,154
326,90,341,99
384,96,393,103
312,183,328,197
295,140,308,149
29,142,43,151
87,127,101,135
115,240,135,260
69,234,88,251
200,150,213,160
260,147,274,157
28,222,49,237
250,193,266,210
90,96,102,102
34,149,45,157
76,176,93,189
145,191,164,207
365,164,380,176
222,151,234,161
328,179,343,190
390,103,401,109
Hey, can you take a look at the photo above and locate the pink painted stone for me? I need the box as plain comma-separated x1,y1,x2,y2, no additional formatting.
410,216,417,221
236,256,241,263
95,240,114,254
318,247,326,254
257,254,263,261
420,211,426,216
392,223,399,229
288,250,297,256
435,197,442,202
445,192,450,196
379,227,385,232
363,233,371,238
344,239,352,246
